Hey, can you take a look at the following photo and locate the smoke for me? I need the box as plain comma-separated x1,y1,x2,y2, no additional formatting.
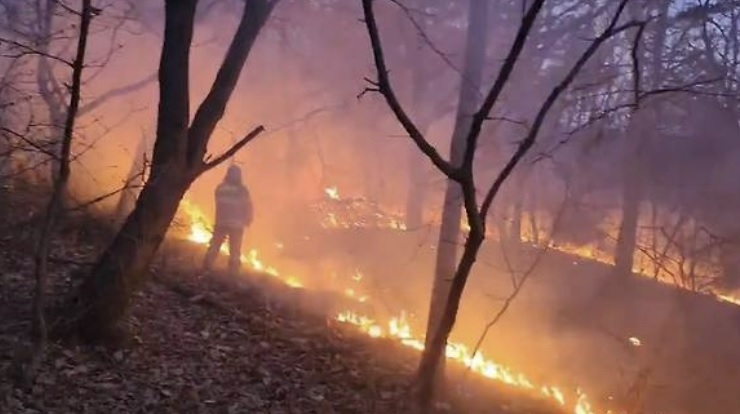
3,1,740,413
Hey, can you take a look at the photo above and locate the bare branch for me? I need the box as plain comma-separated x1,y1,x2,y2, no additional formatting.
387,0,467,86
186,0,276,166
68,181,144,212
462,0,546,170
465,198,568,380
0,37,74,67
200,125,265,173
79,72,157,116
480,1,640,219
630,22,647,106
360,0,459,181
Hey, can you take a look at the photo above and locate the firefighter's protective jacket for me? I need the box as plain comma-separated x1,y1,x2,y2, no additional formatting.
214,166,252,229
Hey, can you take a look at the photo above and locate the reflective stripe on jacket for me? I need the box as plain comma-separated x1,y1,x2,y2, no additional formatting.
215,182,252,229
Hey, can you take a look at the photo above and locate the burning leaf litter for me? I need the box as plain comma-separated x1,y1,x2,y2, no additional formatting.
179,197,604,414
316,187,740,308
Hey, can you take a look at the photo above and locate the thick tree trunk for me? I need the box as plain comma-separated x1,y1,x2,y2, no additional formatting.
423,177,461,382
614,137,642,277
417,231,485,412
76,168,191,341
421,0,489,406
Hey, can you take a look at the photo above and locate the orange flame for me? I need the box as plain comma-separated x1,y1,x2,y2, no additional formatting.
178,198,604,414
336,310,599,413
314,189,740,307
318,186,407,231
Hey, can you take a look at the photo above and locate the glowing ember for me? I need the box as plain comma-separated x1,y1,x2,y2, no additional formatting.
325,186,340,200
343,287,369,303
351,269,363,281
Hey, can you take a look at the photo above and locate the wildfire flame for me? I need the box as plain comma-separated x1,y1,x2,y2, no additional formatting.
178,198,603,414
179,184,740,413
336,310,599,413
314,188,740,308
179,199,302,288
315,186,407,230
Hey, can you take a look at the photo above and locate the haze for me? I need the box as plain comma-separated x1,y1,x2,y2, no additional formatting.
1,1,739,414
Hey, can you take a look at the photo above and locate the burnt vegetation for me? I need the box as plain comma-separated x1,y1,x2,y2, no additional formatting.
1,1,740,414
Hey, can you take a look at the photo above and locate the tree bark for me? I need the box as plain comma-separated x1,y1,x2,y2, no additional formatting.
614,3,668,278
76,167,191,341
74,0,199,337
613,130,642,276
115,131,149,221
417,230,484,410
422,0,489,403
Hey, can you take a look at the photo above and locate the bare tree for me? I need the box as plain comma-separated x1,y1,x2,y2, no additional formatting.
13,0,94,386
0,0,154,188
420,0,489,393
66,0,278,344
361,0,645,410
613,2,667,278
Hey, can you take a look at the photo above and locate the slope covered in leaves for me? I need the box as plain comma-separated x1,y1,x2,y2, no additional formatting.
0,189,562,414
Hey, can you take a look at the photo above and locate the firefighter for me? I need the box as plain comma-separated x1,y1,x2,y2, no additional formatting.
203,165,253,273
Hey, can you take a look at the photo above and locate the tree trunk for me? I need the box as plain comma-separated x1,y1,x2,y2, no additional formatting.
115,132,149,221
421,0,489,406
76,167,192,341
405,130,428,230
614,131,642,277
357,0,625,408
417,231,485,412
614,2,668,278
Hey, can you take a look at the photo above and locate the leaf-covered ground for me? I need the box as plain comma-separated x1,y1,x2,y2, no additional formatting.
0,187,562,414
